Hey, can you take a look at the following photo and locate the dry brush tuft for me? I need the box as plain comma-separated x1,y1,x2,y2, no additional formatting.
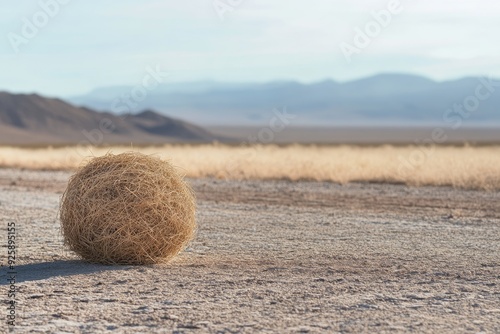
59,152,196,265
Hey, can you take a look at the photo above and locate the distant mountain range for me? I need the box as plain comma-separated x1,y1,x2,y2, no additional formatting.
1,73,499,146
0,92,218,145
68,74,500,126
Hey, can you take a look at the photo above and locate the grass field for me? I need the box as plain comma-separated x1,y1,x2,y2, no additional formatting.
0,144,499,190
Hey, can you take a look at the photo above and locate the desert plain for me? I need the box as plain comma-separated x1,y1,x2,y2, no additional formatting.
0,145,499,333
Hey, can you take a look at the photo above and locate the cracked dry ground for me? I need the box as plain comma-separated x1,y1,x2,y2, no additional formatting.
0,168,499,333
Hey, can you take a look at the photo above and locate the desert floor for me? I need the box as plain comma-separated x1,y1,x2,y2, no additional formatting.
0,168,499,333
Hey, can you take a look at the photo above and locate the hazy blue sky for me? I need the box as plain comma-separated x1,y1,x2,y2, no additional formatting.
1,0,499,96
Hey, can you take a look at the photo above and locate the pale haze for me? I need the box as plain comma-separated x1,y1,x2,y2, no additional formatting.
1,0,499,96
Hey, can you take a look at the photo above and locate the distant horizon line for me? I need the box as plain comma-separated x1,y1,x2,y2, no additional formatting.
1,72,498,99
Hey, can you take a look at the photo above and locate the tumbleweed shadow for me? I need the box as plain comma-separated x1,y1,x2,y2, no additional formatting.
0,260,131,284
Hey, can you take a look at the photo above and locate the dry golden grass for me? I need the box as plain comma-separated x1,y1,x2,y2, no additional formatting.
0,144,499,190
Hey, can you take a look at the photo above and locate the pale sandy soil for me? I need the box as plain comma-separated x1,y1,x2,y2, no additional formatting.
0,168,499,333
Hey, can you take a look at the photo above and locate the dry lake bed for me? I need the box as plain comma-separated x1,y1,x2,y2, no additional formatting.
0,168,499,333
